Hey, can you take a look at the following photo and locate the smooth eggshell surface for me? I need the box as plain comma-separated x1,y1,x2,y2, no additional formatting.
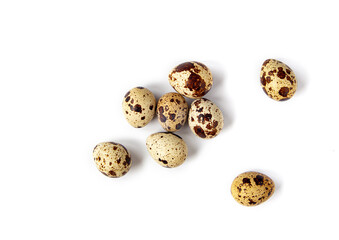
122,87,156,128
157,92,188,132
93,142,131,178
169,61,213,99
260,59,297,101
146,132,188,168
231,171,275,206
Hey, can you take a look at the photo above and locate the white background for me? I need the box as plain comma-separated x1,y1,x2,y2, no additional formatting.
0,0,338,239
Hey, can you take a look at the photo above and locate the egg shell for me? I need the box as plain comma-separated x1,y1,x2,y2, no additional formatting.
260,59,297,101
231,171,275,206
188,98,223,139
122,87,156,128
156,92,188,132
93,142,131,178
146,132,188,168
168,61,213,99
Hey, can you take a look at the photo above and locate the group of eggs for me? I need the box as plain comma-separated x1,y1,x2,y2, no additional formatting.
93,59,297,206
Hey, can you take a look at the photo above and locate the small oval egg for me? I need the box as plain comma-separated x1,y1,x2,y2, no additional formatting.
146,132,188,168
188,98,223,139
156,92,188,132
260,59,297,101
122,87,156,128
231,171,275,206
93,142,131,178
168,61,213,99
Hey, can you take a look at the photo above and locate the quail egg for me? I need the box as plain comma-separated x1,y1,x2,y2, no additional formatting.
188,98,223,139
93,142,131,178
231,171,275,206
169,61,213,99
157,92,188,132
146,132,188,168
122,87,156,128
260,59,297,101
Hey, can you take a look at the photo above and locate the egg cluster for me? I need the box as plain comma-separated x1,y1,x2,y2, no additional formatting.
93,59,297,207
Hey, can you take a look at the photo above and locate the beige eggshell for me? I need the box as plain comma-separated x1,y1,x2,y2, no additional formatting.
168,61,213,99
156,92,188,132
260,59,297,101
231,171,275,206
93,142,131,178
146,132,188,168
122,87,156,128
188,98,223,139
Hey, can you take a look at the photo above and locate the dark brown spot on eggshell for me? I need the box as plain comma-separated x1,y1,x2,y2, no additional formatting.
194,61,208,71
124,91,130,98
242,178,251,185
133,104,142,113
279,87,289,97
185,72,206,94
169,113,176,120
158,158,168,165
194,126,206,138
277,67,286,79
266,76,271,83
261,72,267,86
158,106,167,122
286,75,293,84
206,129,217,136
175,123,182,130
254,175,264,186
263,59,270,66
174,62,195,72
125,96,130,102
149,105,154,110
125,155,131,165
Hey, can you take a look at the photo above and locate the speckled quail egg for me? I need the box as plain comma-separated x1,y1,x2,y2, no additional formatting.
260,59,297,101
188,98,223,139
122,87,156,128
168,61,213,99
146,132,188,168
156,92,188,132
93,142,131,178
231,171,275,206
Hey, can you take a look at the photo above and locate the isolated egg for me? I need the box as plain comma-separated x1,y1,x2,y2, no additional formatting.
168,61,213,99
93,142,131,178
157,92,188,132
146,132,188,168
122,87,156,128
231,171,275,206
188,98,223,139
260,59,297,101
